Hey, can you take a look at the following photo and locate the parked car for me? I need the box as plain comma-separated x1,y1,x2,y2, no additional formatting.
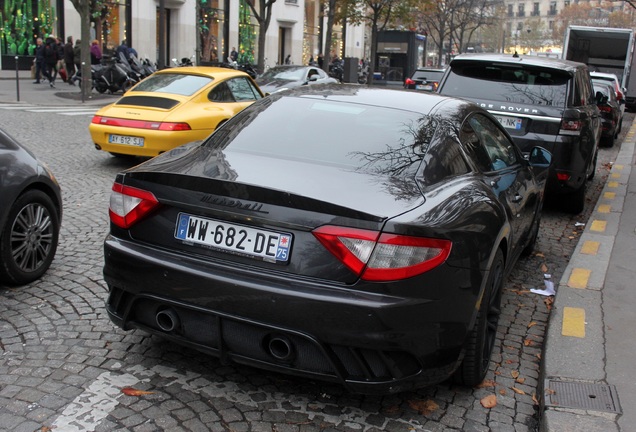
103,85,552,394
0,128,62,286
256,65,338,94
404,67,445,92
591,71,624,132
592,81,621,147
89,67,264,158
438,53,601,214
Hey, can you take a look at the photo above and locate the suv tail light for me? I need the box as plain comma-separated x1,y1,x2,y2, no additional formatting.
404,78,416,86
313,226,452,281
598,105,613,113
560,119,582,134
109,183,160,229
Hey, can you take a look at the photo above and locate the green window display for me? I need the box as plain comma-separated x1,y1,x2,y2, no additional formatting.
1,0,55,56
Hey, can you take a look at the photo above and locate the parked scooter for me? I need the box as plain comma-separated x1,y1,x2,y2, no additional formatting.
93,55,136,94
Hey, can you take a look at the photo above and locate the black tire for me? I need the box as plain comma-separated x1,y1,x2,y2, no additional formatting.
0,190,60,286
617,117,623,135
453,249,504,387
521,214,541,257
563,181,586,214
587,149,598,181
604,133,615,148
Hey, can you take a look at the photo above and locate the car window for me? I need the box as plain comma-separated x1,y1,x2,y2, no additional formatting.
412,70,444,81
209,82,236,102
442,62,570,107
208,97,429,175
226,77,262,101
461,114,518,172
132,73,213,96
259,67,306,81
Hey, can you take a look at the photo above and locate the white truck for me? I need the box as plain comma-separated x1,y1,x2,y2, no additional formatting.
563,25,634,103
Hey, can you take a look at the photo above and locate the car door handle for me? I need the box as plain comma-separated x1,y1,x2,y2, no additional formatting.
512,194,523,203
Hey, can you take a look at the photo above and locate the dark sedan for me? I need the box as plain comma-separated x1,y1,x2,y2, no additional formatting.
404,68,445,92
0,128,62,286
592,81,621,147
103,86,551,394
256,65,338,94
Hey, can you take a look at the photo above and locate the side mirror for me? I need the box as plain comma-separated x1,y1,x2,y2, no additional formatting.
528,146,552,168
308,75,319,82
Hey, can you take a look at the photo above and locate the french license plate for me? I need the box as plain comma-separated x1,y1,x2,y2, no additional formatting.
416,84,433,91
494,115,523,130
109,134,144,146
174,213,292,263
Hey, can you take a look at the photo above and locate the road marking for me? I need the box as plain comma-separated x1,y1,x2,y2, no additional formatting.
562,307,586,338
597,204,611,213
611,172,621,179
607,181,618,188
604,192,616,199
581,241,600,255
568,268,591,289
590,220,607,232
0,105,99,116
25,107,97,113
51,371,139,431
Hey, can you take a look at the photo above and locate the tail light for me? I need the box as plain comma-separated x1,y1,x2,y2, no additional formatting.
560,119,582,134
432,82,439,92
598,105,612,113
92,116,192,131
109,183,160,229
313,226,452,281
404,78,416,86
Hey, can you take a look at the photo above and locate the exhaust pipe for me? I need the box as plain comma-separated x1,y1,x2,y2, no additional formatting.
156,308,180,332
266,334,295,362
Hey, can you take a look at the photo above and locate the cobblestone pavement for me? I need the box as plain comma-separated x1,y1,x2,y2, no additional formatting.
0,108,630,432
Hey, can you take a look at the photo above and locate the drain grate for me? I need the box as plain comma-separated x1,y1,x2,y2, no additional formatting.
544,379,622,413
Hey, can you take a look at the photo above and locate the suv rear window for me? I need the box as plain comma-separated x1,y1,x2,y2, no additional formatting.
442,62,571,108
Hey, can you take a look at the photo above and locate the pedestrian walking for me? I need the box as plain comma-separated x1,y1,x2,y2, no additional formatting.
43,36,59,87
64,36,75,85
56,37,66,81
285,54,291,65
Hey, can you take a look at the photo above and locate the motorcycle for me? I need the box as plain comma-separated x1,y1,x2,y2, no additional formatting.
328,59,344,82
93,55,136,94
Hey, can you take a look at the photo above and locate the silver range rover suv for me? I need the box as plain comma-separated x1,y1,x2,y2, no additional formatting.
438,53,601,214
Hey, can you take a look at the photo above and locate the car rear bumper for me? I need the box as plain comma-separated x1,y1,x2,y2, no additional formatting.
103,235,480,394
89,124,211,157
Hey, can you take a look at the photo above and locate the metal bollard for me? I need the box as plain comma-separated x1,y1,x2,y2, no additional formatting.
15,56,20,102
81,61,85,103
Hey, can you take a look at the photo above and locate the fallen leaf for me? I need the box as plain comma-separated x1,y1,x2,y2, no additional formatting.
535,252,545,258
511,371,520,379
476,379,496,388
499,389,507,395
512,387,526,395
505,359,515,364
524,339,534,346
528,321,537,328
516,377,526,384
382,405,400,414
122,387,154,396
541,263,548,273
545,388,556,395
480,394,497,408
407,399,439,415
532,393,539,405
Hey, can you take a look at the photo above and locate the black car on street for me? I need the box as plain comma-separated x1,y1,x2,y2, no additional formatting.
103,86,551,394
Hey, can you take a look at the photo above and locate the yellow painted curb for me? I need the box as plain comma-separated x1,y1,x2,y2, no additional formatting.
607,181,618,188
590,220,607,232
568,268,591,289
598,204,611,213
562,307,586,338
604,192,616,199
581,241,600,255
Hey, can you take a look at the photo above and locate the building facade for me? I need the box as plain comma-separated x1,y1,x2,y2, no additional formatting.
0,0,366,70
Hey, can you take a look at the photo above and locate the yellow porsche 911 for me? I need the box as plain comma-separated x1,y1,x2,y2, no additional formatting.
89,67,264,157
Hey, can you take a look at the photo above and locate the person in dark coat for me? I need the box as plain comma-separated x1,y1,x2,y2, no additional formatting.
73,39,81,71
33,38,45,84
64,36,75,85
43,37,59,87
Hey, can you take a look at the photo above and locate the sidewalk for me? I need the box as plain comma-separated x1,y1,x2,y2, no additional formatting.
0,68,116,106
541,123,636,431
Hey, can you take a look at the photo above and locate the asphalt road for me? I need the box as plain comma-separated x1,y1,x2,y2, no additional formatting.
0,104,630,432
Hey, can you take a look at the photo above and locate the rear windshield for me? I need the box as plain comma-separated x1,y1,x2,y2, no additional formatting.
207,97,430,175
132,73,213,96
412,70,444,81
442,61,570,107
